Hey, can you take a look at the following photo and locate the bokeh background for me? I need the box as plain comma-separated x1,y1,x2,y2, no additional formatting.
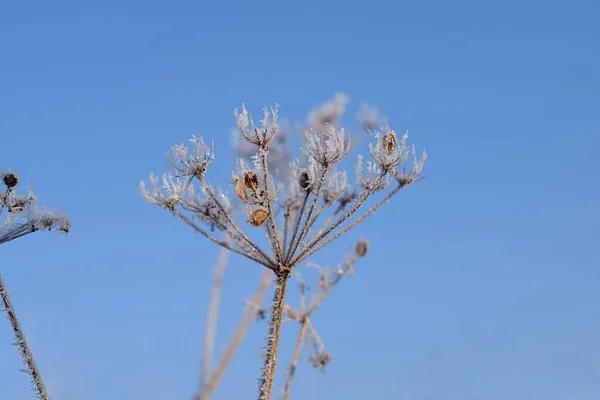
1,1,599,399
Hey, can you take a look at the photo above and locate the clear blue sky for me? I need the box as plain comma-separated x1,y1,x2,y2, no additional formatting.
1,0,599,399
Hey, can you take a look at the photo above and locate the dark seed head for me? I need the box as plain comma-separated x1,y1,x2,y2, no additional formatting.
2,173,18,188
355,239,369,257
299,171,311,190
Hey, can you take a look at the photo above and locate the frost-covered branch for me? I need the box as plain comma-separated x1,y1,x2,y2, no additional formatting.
141,97,425,400
0,170,70,400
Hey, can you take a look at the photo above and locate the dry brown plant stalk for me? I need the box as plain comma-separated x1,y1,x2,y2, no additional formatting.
251,239,368,400
142,98,425,400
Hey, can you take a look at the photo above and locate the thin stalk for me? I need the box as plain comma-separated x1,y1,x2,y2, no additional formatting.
172,209,275,270
309,203,344,241
291,174,385,267
294,182,400,267
286,167,329,263
259,270,291,400
199,179,273,265
281,203,291,258
259,147,284,266
284,192,309,263
281,321,308,400
0,274,50,400
305,255,358,316
200,246,230,390
197,270,273,400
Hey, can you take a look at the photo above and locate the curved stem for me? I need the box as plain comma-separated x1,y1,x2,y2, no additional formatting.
281,321,308,400
0,274,50,400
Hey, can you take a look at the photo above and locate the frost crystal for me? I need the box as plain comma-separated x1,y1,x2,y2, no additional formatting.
302,123,350,167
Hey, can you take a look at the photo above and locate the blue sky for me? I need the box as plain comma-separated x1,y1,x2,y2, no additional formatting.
1,0,599,399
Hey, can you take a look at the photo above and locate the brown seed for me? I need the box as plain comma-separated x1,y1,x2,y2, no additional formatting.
234,179,247,201
382,133,397,154
355,239,369,257
243,171,259,191
248,209,269,227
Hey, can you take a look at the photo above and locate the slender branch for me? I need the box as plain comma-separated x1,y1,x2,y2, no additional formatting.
0,222,36,245
286,166,328,264
304,202,328,233
199,179,274,266
259,270,291,400
294,182,400,267
305,255,359,316
172,209,275,270
0,274,50,400
200,245,231,390
197,270,273,400
260,147,284,266
281,202,292,260
284,192,309,263
281,321,308,400
291,174,385,267
307,203,344,245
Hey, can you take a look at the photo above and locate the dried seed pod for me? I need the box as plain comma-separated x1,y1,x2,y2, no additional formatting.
355,239,369,257
382,132,397,154
299,171,311,190
248,209,269,227
243,171,259,191
2,173,18,188
234,179,247,201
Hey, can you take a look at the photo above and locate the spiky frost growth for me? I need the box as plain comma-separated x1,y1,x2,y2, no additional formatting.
302,123,350,167
1,169,70,400
141,102,425,400
1,172,70,244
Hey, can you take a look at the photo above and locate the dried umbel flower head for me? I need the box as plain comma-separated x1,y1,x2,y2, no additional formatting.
248,208,269,227
142,101,426,400
2,172,19,188
355,239,369,257
303,123,350,167
168,135,214,181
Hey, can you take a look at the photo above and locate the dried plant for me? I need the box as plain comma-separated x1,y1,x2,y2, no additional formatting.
0,170,70,400
251,239,369,400
141,97,426,400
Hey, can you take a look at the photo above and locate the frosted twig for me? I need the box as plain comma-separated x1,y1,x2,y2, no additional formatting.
0,274,51,400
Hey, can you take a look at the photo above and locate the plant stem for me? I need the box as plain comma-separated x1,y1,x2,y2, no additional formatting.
0,273,50,400
197,270,273,400
201,246,230,390
281,320,308,400
259,270,290,400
